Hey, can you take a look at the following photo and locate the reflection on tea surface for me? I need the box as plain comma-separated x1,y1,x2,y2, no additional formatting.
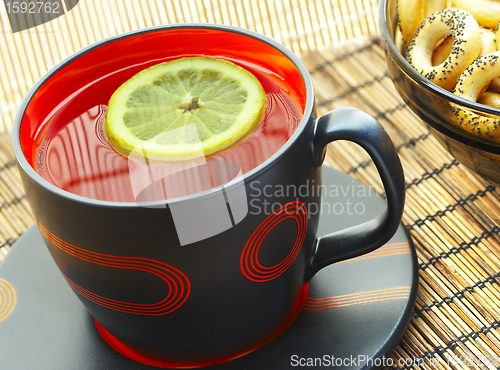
37,91,299,202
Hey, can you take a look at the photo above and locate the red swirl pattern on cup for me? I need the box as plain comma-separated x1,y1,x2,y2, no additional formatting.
37,222,190,315
241,201,308,282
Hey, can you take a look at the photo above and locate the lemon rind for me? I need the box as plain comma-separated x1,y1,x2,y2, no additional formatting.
105,57,267,161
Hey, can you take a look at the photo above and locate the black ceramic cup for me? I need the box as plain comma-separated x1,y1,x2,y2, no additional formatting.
12,24,405,367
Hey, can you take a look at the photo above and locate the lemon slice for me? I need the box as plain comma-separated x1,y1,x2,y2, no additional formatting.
105,57,267,161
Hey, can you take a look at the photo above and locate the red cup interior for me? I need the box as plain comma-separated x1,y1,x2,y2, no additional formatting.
20,27,307,168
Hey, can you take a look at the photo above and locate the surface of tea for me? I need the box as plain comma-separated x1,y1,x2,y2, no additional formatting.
34,57,301,202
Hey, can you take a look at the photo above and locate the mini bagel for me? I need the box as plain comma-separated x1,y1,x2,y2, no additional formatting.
478,92,500,109
452,52,500,141
452,0,500,29
432,34,453,66
480,28,497,56
430,27,494,66
487,77,500,93
407,9,482,91
398,0,446,46
478,28,498,96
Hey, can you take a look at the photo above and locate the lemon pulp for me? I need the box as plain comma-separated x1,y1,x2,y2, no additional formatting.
104,57,267,161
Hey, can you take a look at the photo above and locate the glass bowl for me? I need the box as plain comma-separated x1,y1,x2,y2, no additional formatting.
379,0,500,183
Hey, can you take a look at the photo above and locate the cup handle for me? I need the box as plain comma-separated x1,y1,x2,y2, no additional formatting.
305,107,405,281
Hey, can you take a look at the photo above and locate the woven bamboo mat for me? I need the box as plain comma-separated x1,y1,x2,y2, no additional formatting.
2,1,500,369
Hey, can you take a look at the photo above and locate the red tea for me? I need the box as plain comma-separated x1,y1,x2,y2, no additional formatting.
22,29,306,202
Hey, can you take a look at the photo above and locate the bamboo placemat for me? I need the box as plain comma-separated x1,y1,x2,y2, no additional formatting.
2,1,500,369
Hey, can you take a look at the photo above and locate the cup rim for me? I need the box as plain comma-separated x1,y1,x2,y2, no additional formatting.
378,0,500,118
12,23,315,208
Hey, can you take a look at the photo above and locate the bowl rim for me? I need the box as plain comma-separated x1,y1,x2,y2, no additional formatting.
378,0,500,117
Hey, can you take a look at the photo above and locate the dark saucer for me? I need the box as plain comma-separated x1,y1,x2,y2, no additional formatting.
0,167,417,369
